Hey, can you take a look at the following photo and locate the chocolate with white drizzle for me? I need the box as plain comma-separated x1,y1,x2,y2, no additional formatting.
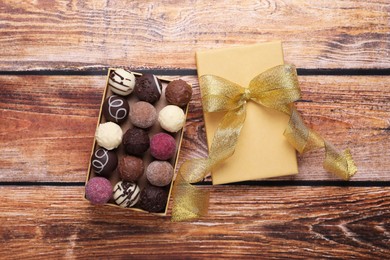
102,95,129,124
91,148,118,177
113,181,141,208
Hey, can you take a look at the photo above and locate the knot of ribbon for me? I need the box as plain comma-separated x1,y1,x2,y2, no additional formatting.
171,64,357,222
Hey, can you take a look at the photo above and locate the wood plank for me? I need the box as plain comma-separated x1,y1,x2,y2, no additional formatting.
0,75,389,182
0,186,388,259
0,0,388,70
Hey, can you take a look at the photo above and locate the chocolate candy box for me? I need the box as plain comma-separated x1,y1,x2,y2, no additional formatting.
85,68,189,215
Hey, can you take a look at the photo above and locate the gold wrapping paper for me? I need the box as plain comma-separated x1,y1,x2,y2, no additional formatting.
196,42,298,184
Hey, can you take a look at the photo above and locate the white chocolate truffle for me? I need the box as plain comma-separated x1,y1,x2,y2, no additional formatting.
108,69,136,96
95,122,123,150
113,181,140,208
158,105,186,133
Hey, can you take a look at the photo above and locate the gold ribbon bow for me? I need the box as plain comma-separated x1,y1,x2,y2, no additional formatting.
171,64,357,222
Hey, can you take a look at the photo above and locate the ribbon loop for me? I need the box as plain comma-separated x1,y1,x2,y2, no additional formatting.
200,75,246,112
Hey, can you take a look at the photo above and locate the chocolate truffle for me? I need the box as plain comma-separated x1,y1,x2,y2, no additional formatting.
150,133,176,160
165,79,192,106
134,74,162,103
95,122,123,150
108,69,136,96
158,105,186,133
130,101,157,129
139,185,168,213
102,95,129,124
85,177,112,205
113,181,141,208
91,148,118,177
122,128,150,156
118,155,144,182
146,161,174,187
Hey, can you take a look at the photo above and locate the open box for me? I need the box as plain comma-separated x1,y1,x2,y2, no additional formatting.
85,69,189,215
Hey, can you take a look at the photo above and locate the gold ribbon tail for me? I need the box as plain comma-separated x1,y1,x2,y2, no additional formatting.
171,106,247,221
171,172,210,222
284,107,357,180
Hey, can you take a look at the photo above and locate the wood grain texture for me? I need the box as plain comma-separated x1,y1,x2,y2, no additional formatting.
0,0,388,70
0,186,388,259
0,75,389,182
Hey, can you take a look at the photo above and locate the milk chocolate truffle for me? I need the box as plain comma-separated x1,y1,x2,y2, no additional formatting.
108,69,136,96
150,133,176,160
85,177,112,205
158,105,186,133
130,101,157,129
102,95,129,124
118,155,144,182
146,161,174,187
139,185,168,213
95,122,123,150
134,74,162,103
165,79,192,107
113,181,141,208
122,128,150,156
91,148,118,177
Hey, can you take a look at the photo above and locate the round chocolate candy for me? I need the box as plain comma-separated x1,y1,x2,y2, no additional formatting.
102,95,129,124
158,105,185,133
139,185,169,213
95,122,123,150
91,148,118,177
150,133,176,160
165,79,192,107
122,128,150,156
113,181,141,208
134,74,162,103
85,177,113,205
129,101,157,129
118,155,144,182
146,161,173,187
108,69,136,96
158,105,186,133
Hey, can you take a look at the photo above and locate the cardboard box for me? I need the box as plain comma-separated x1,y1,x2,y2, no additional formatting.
85,69,188,215
196,42,298,185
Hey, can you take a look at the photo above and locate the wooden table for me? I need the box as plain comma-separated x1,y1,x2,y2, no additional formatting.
1,1,389,258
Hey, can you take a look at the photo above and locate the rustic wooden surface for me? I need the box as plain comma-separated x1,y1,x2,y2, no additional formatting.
0,0,389,259
1,186,389,259
0,0,389,70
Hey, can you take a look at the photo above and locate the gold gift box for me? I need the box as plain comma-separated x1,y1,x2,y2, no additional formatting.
85,69,188,215
196,41,298,185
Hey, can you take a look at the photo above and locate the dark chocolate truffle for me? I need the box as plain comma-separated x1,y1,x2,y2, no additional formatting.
85,177,112,205
118,155,144,182
91,148,118,177
102,95,129,124
113,181,140,208
130,101,157,128
134,74,162,103
165,79,192,106
146,161,173,187
139,185,169,213
150,133,176,160
122,128,150,156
